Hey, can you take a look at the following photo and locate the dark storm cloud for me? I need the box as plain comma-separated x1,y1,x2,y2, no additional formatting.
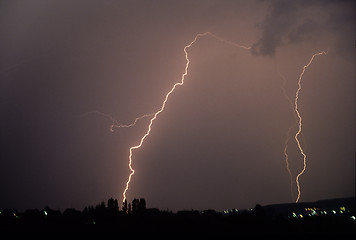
250,0,299,56
250,0,355,56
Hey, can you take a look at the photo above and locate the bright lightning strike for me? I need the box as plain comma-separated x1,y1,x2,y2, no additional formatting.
278,70,306,201
122,32,251,202
294,51,327,203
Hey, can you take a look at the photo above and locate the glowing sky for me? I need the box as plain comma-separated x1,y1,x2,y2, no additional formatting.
1,0,354,211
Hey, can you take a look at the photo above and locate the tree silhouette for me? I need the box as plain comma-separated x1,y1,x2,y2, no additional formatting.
138,198,146,212
132,198,146,214
132,198,138,214
122,199,128,214
107,198,119,212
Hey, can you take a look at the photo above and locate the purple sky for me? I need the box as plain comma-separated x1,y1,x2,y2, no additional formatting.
1,0,355,211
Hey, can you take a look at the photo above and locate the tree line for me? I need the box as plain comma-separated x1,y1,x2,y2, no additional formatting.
1,197,354,233
0,198,150,232
83,197,146,216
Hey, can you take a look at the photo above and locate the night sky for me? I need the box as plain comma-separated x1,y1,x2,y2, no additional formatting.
1,0,355,211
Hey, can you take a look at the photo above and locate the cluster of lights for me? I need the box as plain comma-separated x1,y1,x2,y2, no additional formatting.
305,207,319,217
223,209,239,214
290,206,352,219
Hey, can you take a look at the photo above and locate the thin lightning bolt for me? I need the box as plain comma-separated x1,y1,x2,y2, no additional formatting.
294,51,327,203
122,32,251,202
111,114,154,132
78,111,153,132
278,71,295,200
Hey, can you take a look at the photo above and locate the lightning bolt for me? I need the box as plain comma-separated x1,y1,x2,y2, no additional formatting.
294,51,327,203
278,71,295,200
111,114,154,132
122,32,251,202
78,110,153,132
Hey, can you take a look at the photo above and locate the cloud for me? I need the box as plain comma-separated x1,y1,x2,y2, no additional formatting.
250,0,355,57
250,1,299,56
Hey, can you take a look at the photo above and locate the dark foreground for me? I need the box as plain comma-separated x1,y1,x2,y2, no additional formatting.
1,197,355,233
